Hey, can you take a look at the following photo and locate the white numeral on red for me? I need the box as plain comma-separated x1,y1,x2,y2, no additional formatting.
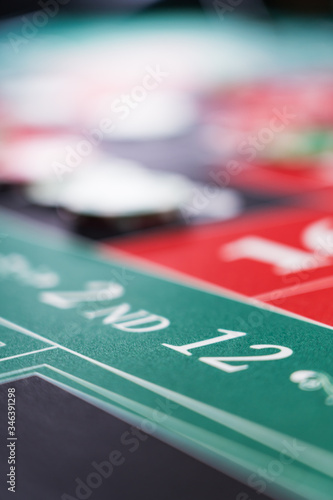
220,217,333,275
220,236,327,275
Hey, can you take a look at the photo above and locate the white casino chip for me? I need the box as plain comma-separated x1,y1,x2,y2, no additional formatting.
26,158,194,218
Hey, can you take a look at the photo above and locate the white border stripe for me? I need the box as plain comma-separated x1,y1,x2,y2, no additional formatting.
0,346,57,363
1,316,332,479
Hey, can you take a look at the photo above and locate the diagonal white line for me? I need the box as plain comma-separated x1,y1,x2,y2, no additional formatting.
0,346,57,363
0,365,46,380
36,370,333,500
0,317,59,347
255,275,333,302
104,248,333,331
1,316,333,478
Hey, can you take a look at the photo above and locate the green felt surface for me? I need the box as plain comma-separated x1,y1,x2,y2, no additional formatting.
0,213,332,500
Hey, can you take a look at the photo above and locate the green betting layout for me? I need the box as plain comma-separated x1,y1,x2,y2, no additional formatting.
0,213,332,500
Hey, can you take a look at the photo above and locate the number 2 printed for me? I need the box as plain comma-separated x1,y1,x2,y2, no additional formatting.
163,329,293,373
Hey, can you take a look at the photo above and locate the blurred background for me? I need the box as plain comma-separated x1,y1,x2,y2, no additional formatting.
1,0,333,18
1,2,333,500
1,0,333,299
0,0,333,238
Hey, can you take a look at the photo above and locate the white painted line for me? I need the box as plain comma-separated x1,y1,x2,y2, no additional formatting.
0,346,57,363
102,248,333,332
1,317,333,478
255,274,333,301
0,365,45,379
0,317,59,347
